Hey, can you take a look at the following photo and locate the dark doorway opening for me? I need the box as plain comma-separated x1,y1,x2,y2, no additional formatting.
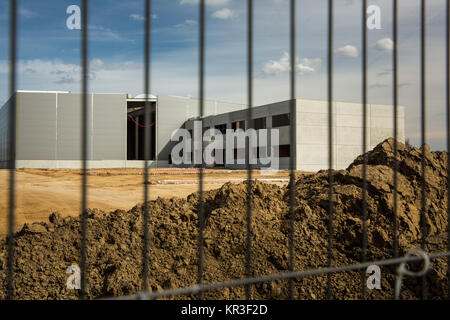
127,102,156,160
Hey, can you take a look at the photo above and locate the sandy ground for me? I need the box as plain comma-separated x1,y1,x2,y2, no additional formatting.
0,168,291,236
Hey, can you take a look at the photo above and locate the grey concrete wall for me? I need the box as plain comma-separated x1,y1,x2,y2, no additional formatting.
14,92,127,161
0,96,13,166
184,100,292,169
296,99,333,171
15,159,164,169
92,94,127,160
183,99,405,171
3,92,405,171
156,95,246,161
16,92,58,160
56,93,82,160
296,99,405,171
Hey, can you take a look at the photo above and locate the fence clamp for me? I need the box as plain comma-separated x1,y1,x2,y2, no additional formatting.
395,249,430,300
136,291,150,300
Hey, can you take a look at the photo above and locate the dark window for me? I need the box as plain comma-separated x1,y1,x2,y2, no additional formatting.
232,120,245,131
272,113,290,128
215,123,227,134
252,117,266,130
279,144,291,158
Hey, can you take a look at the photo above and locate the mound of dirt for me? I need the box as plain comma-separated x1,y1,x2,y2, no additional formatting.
0,138,448,300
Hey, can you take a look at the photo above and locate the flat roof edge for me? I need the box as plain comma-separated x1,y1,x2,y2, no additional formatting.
17,90,70,94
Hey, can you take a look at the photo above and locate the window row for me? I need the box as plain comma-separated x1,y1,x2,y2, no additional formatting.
191,113,291,133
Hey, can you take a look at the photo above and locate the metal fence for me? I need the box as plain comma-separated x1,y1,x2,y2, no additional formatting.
4,0,450,300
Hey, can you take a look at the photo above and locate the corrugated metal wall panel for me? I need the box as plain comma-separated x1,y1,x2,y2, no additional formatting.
16,92,57,160
57,93,84,160
0,97,12,163
92,94,127,160
156,95,246,161
4,92,127,162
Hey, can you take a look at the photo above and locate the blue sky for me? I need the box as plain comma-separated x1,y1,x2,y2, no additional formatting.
0,0,449,149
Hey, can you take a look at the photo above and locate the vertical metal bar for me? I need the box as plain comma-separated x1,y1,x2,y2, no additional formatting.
361,0,368,300
80,0,89,300
197,0,205,299
447,0,450,302
326,0,334,300
6,0,17,301
393,0,399,262
420,0,427,300
288,0,296,300
245,0,253,300
142,0,152,293
392,0,400,299
135,119,139,160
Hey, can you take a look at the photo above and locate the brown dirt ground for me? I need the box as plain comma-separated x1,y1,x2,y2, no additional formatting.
0,168,291,237
0,139,448,300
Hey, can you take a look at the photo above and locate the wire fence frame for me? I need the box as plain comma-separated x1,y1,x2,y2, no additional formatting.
80,0,89,300
326,0,334,300
197,0,206,300
361,0,369,300
245,0,254,300
420,0,428,300
447,0,450,302
107,251,450,300
142,0,152,294
392,0,400,288
6,0,17,301
3,0,450,301
288,0,297,300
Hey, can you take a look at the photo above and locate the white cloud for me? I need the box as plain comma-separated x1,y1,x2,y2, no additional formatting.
179,0,230,6
0,59,111,85
130,14,144,21
21,60,81,84
130,13,157,21
375,38,394,52
90,59,104,71
336,45,359,57
212,8,238,20
19,8,37,19
88,25,132,42
262,52,321,75
174,19,198,28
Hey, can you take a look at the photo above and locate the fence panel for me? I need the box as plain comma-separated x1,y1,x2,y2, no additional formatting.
3,0,450,301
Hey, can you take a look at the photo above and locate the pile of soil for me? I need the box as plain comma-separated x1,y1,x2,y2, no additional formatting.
0,138,448,300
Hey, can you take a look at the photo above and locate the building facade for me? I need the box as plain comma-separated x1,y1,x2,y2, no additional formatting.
0,91,246,169
0,91,404,171
184,99,405,171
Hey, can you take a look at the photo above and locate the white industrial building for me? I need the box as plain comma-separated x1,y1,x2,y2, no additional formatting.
0,91,404,171
185,99,405,171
